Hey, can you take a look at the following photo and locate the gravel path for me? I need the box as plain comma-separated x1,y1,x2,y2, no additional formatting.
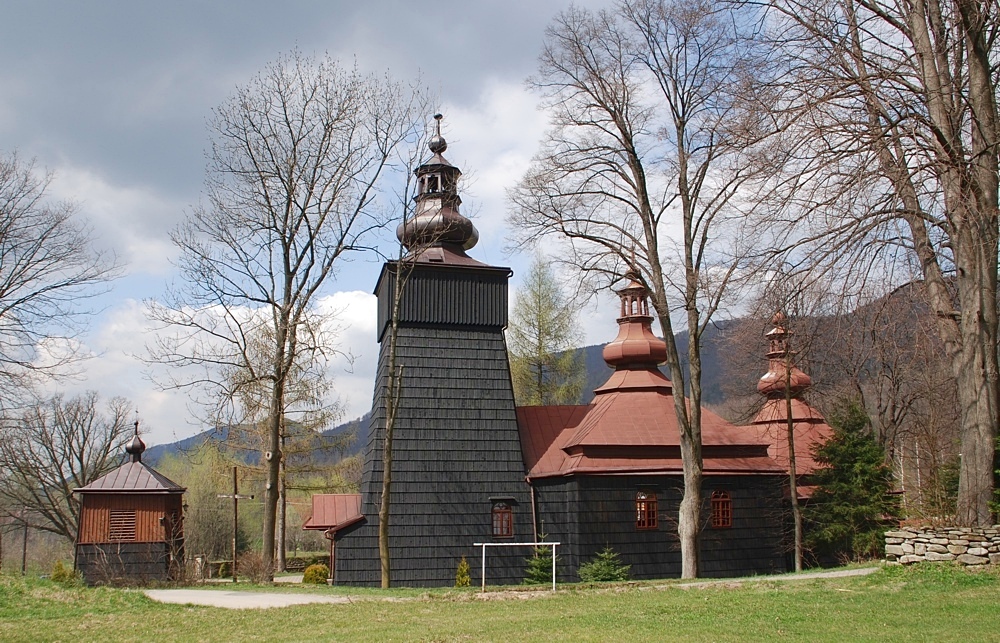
143,565,881,609
144,589,350,609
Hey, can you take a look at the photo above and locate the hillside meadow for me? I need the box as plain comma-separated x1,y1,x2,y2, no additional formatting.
1,564,998,642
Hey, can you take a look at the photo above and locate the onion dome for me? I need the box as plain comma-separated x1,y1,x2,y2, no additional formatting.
125,419,146,463
757,312,812,396
397,114,479,253
602,270,668,369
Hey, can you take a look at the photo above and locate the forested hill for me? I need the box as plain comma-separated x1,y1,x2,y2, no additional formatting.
145,323,737,467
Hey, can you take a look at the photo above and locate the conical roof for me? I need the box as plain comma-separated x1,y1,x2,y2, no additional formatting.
518,272,780,479
74,421,185,494
751,312,832,477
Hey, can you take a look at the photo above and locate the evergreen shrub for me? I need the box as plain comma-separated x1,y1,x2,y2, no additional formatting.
578,546,630,582
50,560,81,585
805,399,902,562
524,537,557,585
302,564,329,584
455,556,471,587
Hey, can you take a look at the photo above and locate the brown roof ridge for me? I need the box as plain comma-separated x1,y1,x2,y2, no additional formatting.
74,461,185,494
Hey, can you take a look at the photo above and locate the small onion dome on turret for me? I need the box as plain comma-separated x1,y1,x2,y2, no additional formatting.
757,312,812,397
125,420,146,463
602,270,668,369
397,114,479,253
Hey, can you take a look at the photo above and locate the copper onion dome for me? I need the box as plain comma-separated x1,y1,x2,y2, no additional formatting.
396,114,479,253
602,270,668,369
757,312,812,396
125,419,146,463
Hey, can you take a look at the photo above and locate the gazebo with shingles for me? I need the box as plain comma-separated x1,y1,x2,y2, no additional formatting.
73,423,185,584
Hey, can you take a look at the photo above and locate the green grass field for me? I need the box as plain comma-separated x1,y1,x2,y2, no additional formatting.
1,564,998,642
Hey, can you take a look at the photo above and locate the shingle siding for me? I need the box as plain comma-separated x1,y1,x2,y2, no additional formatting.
336,262,530,587
75,542,175,585
336,259,789,587
535,475,786,582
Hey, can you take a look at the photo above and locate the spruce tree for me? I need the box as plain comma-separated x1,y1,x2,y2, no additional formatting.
805,400,901,562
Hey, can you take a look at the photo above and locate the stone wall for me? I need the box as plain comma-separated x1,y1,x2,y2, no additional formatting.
885,526,1000,566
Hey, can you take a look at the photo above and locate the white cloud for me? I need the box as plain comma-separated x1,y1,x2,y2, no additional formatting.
314,290,379,423
442,79,550,262
46,165,183,276
35,290,381,447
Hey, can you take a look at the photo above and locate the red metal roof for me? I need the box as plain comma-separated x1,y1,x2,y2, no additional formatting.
752,398,833,476
74,461,185,494
518,373,783,480
303,494,363,532
518,275,784,481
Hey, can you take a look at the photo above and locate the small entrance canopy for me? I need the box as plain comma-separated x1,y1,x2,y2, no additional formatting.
303,494,362,583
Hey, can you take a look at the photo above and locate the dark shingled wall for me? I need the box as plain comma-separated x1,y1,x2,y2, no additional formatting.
534,475,787,581
336,263,532,587
75,542,176,585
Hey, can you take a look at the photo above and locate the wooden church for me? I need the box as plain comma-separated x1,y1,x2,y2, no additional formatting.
314,119,832,586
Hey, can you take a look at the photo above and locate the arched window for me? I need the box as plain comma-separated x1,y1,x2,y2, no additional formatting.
711,491,732,528
492,502,513,538
635,491,658,530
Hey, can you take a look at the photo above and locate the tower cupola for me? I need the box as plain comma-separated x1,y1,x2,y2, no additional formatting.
602,270,668,369
397,114,479,253
757,312,812,397
125,419,146,463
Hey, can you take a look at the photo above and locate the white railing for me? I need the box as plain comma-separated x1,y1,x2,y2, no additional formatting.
471,541,561,592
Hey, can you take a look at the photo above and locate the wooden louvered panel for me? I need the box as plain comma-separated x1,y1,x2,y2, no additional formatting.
109,509,136,542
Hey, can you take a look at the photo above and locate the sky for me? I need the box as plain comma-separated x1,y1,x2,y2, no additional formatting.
0,0,622,445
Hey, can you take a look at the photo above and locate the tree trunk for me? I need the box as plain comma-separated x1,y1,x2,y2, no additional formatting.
261,364,286,582
785,377,802,572
277,449,287,572
652,286,702,580
379,266,408,589
953,257,999,526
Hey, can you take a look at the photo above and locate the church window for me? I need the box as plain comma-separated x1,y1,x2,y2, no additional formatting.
635,491,658,530
711,491,732,528
492,502,513,538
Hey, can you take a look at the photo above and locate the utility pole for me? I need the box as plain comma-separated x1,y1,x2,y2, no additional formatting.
20,511,28,575
218,467,253,583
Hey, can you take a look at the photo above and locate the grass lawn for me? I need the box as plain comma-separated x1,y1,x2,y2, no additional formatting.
1,564,998,642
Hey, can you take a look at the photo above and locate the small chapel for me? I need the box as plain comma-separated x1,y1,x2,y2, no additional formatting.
308,118,832,586
73,424,186,585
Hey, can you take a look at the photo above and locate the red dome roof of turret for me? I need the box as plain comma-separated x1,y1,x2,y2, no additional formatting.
757,312,812,396
602,271,667,369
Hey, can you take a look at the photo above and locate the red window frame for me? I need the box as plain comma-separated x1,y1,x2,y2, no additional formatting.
635,491,658,530
711,491,732,528
492,502,513,538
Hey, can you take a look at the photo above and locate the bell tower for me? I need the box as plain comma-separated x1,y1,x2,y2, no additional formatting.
334,116,531,587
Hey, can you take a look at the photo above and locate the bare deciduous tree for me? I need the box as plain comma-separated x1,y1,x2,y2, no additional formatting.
755,0,999,525
219,323,345,571
509,0,770,578
146,52,427,579
0,392,133,540
0,153,120,406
